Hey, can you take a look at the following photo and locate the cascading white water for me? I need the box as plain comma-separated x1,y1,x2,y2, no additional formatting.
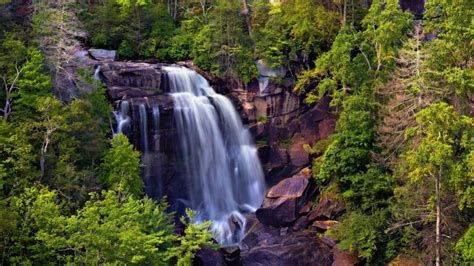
165,66,265,245
93,65,101,80
114,100,131,134
152,104,160,134
139,104,149,152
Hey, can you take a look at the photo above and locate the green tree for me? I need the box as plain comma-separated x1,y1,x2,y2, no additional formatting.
13,48,52,119
454,226,474,264
167,209,218,266
192,0,257,83
82,0,176,60
319,94,376,182
295,0,412,104
34,189,175,264
252,0,340,70
99,133,143,196
424,0,474,102
2,187,216,265
331,210,389,261
0,34,28,121
403,102,473,265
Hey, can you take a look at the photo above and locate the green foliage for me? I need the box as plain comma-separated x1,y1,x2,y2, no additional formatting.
360,0,413,75
82,0,176,60
319,95,375,182
341,166,395,212
424,0,474,99
99,133,143,196
14,48,52,116
168,209,218,266
0,120,37,194
331,210,389,261
252,0,340,69
2,186,215,264
256,115,268,123
295,0,412,104
192,0,257,83
35,189,174,264
404,102,473,209
391,103,473,261
454,226,474,264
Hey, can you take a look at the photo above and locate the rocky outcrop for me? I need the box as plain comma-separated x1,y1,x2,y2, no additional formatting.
240,220,333,266
249,95,337,185
308,194,345,221
98,61,166,101
240,168,360,266
256,168,315,227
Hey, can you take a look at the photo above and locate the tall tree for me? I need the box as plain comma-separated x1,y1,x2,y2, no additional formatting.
402,103,473,265
32,0,86,99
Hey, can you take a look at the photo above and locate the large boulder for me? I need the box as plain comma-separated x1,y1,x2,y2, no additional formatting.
194,247,226,266
256,168,315,227
308,194,345,221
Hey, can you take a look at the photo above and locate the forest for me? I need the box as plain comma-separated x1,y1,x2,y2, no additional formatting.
0,0,472,265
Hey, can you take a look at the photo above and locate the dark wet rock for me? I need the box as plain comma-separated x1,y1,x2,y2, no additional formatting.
240,222,333,266
290,215,312,232
321,235,337,248
308,195,345,221
194,247,226,266
332,245,360,266
298,202,312,215
249,122,267,140
99,62,164,100
257,145,272,165
256,168,315,227
289,134,309,167
221,246,241,265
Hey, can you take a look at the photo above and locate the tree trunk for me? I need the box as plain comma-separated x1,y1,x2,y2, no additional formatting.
40,137,49,179
435,173,441,266
343,0,347,27
3,98,10,121
240,0,251,34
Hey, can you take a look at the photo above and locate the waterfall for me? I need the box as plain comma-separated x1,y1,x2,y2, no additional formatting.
114,100,131,134
93,65,101,80
139,104,149,152
152,104,160,135
164,66,265,245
